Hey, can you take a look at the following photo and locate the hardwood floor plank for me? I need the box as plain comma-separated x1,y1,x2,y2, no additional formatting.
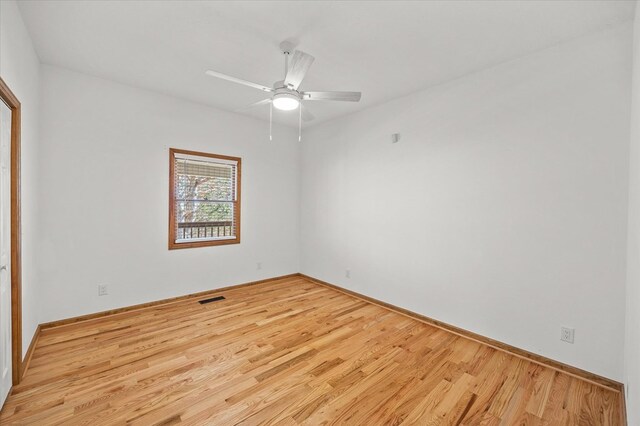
0,276,623,424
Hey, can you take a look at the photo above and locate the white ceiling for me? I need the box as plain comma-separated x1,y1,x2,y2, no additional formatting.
17,0,636,127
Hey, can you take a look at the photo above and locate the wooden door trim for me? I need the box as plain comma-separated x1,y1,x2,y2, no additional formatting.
0,77,22,386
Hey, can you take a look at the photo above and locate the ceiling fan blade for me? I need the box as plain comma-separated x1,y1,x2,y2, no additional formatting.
284,51,315,90
205,70,273,92
236,98,272,112
301,105,315,122
302,91,361,102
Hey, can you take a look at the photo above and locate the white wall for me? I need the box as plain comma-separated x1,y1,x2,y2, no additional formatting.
301,24,632,381
625,2,640,422
0,0,40,358
37,65,300,323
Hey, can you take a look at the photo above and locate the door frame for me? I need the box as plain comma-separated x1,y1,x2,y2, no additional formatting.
0,77,22,386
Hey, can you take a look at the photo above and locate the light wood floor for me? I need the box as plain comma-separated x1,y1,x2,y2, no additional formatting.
0,276,623,425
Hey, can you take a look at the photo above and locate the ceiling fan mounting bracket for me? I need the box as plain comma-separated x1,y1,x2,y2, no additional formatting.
279,40,295,55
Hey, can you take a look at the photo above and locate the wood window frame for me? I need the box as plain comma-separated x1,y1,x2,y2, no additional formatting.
0,77,22,386
168,148,241,250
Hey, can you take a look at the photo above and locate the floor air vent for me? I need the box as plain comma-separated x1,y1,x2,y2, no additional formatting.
199,296,226,304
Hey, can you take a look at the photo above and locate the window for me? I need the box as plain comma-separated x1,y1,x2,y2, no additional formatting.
169,148,241,249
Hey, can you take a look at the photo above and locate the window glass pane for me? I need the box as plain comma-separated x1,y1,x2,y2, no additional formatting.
175,201,235,240
176,201,234,224
175,159,235,202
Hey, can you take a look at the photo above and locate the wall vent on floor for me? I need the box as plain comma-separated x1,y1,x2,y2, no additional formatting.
198,296,226,304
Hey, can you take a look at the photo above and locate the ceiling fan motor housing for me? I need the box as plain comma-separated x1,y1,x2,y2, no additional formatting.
273,86,299,97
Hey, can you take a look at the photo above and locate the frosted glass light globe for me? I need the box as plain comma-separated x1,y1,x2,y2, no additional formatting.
272,93,300,111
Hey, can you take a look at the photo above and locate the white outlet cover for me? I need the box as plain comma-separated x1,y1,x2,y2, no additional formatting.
560,326,575,344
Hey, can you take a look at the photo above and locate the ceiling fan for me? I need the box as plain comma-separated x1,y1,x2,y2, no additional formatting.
205,41,362,140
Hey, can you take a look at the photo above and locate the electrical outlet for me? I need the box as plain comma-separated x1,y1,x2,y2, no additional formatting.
560,326,574,344
257,262,262,270
98,284,108,296
345,269,351,279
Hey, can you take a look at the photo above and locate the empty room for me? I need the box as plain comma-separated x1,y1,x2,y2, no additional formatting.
1,0,640,424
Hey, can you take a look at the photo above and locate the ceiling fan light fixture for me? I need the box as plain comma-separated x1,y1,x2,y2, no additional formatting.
272,93,300,111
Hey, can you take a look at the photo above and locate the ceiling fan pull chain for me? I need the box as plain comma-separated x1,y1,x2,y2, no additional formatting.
299,104,302,142
269,102,273,141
